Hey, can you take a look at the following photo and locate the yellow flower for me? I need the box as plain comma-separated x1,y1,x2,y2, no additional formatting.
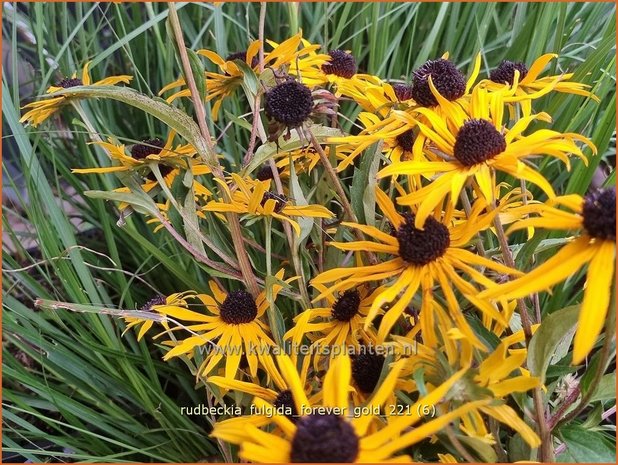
399,316,541,448
123,292,192,341
481,54,599,110
153,271,295,379
334,111,423,172
328,53,483,168
377,85,595,228
208,352,313,420
159,33,321,120
288,44,378,92
212,353,489,463
202,173,333,236
72,131,199,175
312,187,521,346
20,61,132,126
284,285,383,366
479,188,616,364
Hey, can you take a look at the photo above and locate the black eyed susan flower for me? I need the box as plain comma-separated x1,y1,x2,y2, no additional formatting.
284,285,385,367
153,272,295,380
334,112,424,172
399,325,542,448
479,187,616,364
122,293,192,341
212,353,489,463
20,61,132,127
202,174,333,236
312,187,521,346
483,54,599,102
159,33,322,120
411,58,467,107
378,85,596,228
208,352,310,424
72,131,199,177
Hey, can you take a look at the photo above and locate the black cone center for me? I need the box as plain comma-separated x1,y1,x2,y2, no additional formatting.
219,290,258,324
290,414,359,463
396,213,450,265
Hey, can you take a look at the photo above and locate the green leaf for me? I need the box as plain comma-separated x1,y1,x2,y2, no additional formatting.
351,141,382,226
242,124,343,176
457,436,498,463
289,159,313,243
186,47,207,101
508,433,533,462
84,190,158,217
528,305,580,383
589,373,616,403
46,86,217,167
557,425,616,463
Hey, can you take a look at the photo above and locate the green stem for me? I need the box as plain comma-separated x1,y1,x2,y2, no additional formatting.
167,2,259,297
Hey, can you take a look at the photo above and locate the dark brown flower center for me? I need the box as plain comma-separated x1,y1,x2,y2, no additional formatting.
411,58,466,107
321,50,356,79
256,164,278,181
351,348,385,394
490,60,529,86
396,213,450,265
582,187,616,241
140,295,166,312
273,389,298,422
56,77,83,88
264,80,313,127
290,414,359,463
226,50,259,68
131,138,165,160
331,289,361,321
219,290,258,324
453,119,506,166
395,129,415,152
260,191,287,213
392,83,414,101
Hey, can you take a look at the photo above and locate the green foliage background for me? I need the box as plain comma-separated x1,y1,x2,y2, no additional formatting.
2,2,616,462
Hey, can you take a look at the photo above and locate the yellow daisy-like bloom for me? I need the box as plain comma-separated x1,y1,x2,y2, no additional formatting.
328,54,483,171
159,33,322,119
284,284,383,366
202,173,333,236
20,61,132,127
397,312,541,448
123,292,192,341
481,54,599,104
288,44,378,93
72,131,199,175
253,146,323,183
208,352,313,420
154,271,294,379
479,188,616,364
312,187,521,346
334,112,424,172
212,353,489,463
378,85,595,228
72,132,212,210
339,52,482,117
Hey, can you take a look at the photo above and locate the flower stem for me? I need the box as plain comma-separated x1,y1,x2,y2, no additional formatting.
167,2,259,297
305,128,377,265
491,205,553,462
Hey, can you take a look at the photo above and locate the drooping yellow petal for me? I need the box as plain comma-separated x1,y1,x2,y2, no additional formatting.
572,241,616,364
